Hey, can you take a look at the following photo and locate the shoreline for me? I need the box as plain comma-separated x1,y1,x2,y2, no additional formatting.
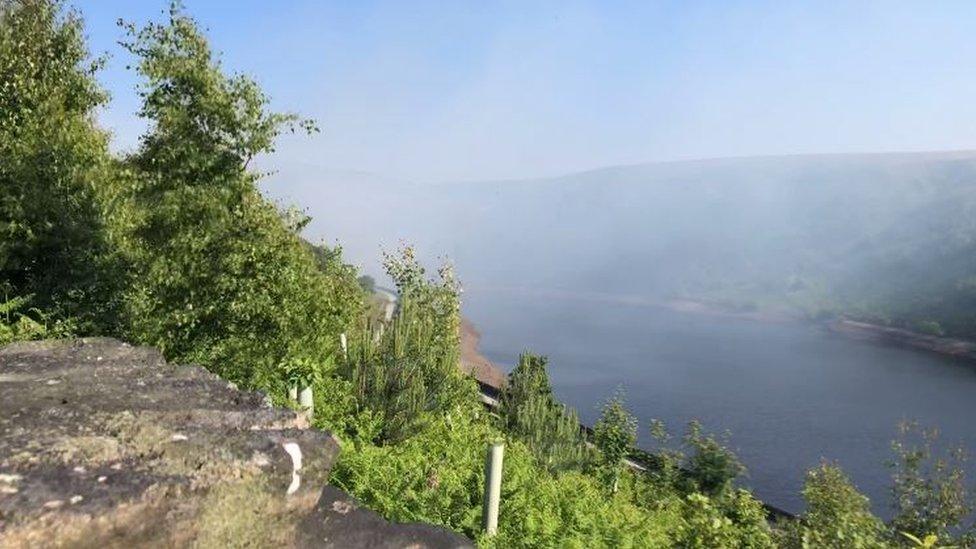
459,312,795,521
459,318,507,388
826,318,976,362
663,298,798,323
460,295,974,522
667,297,976,364
461,292,976,394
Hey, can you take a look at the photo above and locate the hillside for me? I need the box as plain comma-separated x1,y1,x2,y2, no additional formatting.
269,151,976,339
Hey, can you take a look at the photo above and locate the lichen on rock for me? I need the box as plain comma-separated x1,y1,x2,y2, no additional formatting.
0,338,471,548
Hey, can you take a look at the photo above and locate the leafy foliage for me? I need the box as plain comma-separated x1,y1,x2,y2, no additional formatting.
0,0,121,332
675,491,773,549
899,531,958,549
116,3,362,387
784,427,976,548
593,392,638,492
641,418,746,500
0,294,56,345
780,462,888,549
684,420,746,498
889,422,974,546
280,356,321,390
332,411,774,549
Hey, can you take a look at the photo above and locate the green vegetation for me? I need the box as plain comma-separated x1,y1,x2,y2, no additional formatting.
0,0,119,333
593,392,638,493
779,463,888,548
683,420,747,498
889,423,975,546
116,6,361,387
0,295,57,345
3,1,976,547
775,427,976,548
340,248,477,445
498,353,589,471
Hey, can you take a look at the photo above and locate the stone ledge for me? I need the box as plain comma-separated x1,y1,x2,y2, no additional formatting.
0,338,472,548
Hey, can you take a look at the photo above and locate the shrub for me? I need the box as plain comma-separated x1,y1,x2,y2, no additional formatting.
330,410,501,535
333,410,774,548
344,248,478,444
499,353,589,471
889,422,974,545
684,420,746,497
780,462,887,549
674,491,773,549
0,294,55,345
486,468,678,548
593,392,638,493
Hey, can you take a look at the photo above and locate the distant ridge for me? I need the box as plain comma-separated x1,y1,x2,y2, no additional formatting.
445,149,976,188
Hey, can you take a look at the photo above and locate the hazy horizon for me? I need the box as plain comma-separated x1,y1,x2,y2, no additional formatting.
263,147,976,187
77,1,976,184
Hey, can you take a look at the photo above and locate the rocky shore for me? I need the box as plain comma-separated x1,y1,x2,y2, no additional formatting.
827,318,976,361
459,319,507,389
667,298,976,364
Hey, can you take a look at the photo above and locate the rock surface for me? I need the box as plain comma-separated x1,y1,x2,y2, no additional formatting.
298,486,474,549
0,338,472,548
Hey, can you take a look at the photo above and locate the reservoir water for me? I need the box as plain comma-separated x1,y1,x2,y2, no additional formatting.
464,287,976,516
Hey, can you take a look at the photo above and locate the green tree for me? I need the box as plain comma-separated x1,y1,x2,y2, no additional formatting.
499,352,589,470
357,275,376,293
889,422,974,545
0,0,120,332
593,391,638,493
345,247,477,444
501,353,554,413
780,462,887,549
118,3,361,388
676,491,774,549
684,419,746,497
644,419,686,491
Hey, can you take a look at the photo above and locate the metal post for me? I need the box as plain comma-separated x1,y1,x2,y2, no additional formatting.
482,442,504,536
298,386,313,417
339,333,348,361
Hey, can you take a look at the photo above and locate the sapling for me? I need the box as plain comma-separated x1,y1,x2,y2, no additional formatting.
593,391,638,493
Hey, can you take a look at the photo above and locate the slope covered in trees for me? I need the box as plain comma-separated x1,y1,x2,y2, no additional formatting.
273,151,976,340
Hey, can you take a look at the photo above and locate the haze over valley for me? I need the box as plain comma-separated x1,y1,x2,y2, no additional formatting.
267,150,976,340
261,150,976,514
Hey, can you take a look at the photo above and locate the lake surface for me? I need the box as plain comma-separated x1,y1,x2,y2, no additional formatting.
463,287,976,516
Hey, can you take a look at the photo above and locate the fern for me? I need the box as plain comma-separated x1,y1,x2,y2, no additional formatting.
0,294,50,346
0,294,32,319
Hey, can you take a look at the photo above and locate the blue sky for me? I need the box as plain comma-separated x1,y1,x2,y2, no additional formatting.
76,1,976,182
